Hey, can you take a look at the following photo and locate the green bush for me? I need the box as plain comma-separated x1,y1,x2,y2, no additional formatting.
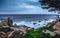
25,26,53,38
17,26,54,38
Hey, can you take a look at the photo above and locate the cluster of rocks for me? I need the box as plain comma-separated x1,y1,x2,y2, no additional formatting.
0,17,13,38
42,18,60,38
0,17,13,27
0,26,14,38
0,17,34,38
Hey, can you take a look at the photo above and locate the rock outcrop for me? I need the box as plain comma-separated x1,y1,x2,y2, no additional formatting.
46,18,60,37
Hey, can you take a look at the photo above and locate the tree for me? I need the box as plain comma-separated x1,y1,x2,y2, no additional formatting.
39,0,60,13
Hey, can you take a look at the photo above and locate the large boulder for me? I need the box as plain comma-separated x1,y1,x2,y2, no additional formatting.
50,32,56,37
54,31,60,35
46,21,56,27
53,22,60,30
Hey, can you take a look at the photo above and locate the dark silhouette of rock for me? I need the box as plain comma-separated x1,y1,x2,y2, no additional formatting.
7,17,13,27
33,23,37,25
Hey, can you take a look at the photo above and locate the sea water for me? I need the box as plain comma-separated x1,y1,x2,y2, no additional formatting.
0,14,58,29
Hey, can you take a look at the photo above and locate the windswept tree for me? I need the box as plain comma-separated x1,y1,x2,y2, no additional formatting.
39,0,60,13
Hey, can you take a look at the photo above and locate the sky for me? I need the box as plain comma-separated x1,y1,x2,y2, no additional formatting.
0,0,56,14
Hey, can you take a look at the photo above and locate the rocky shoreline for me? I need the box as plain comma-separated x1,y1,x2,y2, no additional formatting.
0,17,60,38
0,17,34,38
42,18,60,38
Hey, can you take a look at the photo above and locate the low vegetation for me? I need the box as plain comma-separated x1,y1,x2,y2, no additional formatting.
24,27,54,38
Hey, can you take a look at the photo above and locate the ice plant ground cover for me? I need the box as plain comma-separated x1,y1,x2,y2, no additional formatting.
17,26,54,38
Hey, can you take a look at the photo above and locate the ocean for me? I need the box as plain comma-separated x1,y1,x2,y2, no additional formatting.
0,14,58,28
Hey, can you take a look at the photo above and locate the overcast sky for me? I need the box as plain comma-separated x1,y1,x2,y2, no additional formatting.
0,0,56,14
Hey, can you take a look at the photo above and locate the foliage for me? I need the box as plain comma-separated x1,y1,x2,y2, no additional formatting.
25,26,53,38
39,0,60,13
